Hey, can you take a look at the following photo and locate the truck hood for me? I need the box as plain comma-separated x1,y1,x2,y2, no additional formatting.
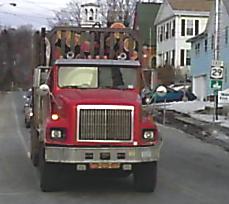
56,89,141,106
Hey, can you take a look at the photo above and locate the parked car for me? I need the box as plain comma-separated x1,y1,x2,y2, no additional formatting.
23,89,33,128
24,100,33,128
23,88,32,113
142,86,196,104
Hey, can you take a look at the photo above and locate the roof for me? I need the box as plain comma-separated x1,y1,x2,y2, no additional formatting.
55,59,141,67
81,3,99,7
168,0,213,12
133,2,161,46
186,32,207,43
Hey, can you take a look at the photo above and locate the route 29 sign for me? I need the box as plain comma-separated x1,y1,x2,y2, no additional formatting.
210,60,224,79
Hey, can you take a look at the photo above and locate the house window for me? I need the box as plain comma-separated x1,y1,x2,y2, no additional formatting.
165,51,170,64
186,50,191,66
195,43,200,55
162,25,165,41
151,57,156,68
95,9,98,20
171,50,175,66
181,19,185,36
204,39,208,52
163,53,166,65
225,27,228,45
158,53,163,66
172,20,175,37
85,9,88,20
180,49,185,66
187,20,193,36
195,20,199,35
158,27,160,42
211,35,215,50
89,9,94,21
166,23,169,39
160,26,163,42
168,22,171,38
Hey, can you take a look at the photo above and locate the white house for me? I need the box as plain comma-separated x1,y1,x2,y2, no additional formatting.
154,0,212,78
80,3,101,28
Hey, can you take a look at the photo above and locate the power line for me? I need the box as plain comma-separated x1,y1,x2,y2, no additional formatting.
0,11,55,20
20,0,69,6
3,5,56,17
17,0,69,11
0,0,69,14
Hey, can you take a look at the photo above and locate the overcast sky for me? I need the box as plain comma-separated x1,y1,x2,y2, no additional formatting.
0,0,96,29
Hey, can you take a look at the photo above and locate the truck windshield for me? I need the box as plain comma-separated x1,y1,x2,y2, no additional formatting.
58,66,137,89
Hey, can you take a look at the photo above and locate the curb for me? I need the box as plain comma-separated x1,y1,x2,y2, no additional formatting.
155,109,229,152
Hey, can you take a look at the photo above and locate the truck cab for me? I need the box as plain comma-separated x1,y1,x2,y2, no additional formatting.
31,26,162,192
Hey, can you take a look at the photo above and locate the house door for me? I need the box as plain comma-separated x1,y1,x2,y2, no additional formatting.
193,75,207,101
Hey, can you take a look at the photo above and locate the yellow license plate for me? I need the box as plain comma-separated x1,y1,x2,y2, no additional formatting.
89,163,120,169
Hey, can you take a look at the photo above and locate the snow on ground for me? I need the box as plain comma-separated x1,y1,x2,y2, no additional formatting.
165,101,212,114
163,100,229,129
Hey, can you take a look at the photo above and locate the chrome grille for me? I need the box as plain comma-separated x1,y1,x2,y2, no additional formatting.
77,105,134,142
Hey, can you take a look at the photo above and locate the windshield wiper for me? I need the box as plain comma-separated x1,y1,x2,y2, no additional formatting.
62,85,81,88
101,85,128,90
62,85,96,89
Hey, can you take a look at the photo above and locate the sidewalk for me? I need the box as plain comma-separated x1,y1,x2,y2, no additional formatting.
166,100,229,128
154,101,229,152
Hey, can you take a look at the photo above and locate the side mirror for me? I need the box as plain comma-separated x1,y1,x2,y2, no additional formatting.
156,85,167,97
141,88,153,105
38,84,50,96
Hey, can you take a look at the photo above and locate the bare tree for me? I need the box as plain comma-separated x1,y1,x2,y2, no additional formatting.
49,0,81,27
0,26,33,90
157,65,176,85
49,0,137,28
98,0,137,27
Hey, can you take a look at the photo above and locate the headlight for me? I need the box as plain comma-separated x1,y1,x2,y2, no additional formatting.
143,130,154,140
50,129,65,139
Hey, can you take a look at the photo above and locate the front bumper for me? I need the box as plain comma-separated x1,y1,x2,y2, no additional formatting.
45,143,162,164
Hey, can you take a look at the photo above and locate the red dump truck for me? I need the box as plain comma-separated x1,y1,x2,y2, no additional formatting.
30,25,162,192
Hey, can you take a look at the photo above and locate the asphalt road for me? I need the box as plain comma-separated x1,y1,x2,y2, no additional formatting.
0,91,229,204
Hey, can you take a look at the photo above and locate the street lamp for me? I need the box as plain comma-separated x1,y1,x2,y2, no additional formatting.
0,2,16,7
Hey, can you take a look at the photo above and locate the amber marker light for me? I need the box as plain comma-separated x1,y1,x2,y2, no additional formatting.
51,113,59,121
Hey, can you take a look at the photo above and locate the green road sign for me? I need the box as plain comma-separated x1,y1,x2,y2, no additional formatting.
211,80,222,90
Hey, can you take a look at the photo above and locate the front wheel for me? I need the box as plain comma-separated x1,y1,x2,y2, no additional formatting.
133,162,157,192
30,128,39,166
25,120,30,128
39,145,60,192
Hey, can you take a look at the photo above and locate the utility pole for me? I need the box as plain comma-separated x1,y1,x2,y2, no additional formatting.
213,0,221,122
214,0,220,63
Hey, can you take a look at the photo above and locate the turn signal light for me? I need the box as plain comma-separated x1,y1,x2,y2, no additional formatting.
51,113,59,121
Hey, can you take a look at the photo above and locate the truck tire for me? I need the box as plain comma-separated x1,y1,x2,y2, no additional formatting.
30,128,39,166
133,162,157,192
25,121,30,128
39,145,59,192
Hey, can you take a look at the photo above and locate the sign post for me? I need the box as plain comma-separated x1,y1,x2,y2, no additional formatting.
210,60,224,121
